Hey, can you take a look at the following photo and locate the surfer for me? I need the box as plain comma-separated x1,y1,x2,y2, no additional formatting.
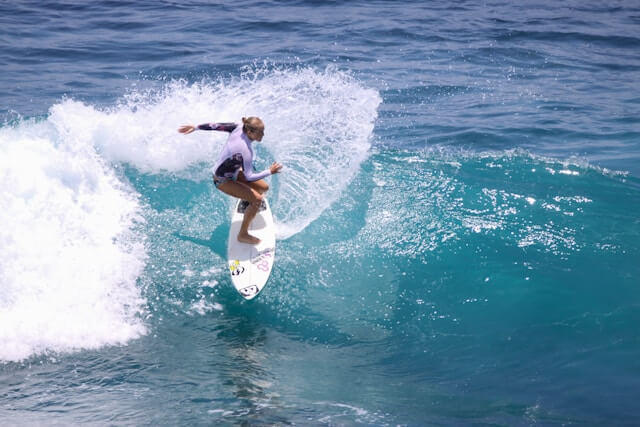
178,117,282,244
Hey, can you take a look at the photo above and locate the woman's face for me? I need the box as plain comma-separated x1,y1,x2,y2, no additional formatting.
248,125,264,141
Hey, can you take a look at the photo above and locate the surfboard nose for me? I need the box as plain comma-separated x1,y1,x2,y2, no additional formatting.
239,285,259,299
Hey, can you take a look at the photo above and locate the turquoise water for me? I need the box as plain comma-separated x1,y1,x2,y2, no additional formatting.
2,1,640,425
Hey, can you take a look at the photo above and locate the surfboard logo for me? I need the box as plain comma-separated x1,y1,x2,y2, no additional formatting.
229,260,245,276
239,286,259,297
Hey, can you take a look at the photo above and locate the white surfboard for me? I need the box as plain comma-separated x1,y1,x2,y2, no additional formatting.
227,198,276,300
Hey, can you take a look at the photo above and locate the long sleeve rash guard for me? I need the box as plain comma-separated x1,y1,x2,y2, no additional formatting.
197,122,271,182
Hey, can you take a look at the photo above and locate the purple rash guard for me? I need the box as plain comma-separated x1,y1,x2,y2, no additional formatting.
197,122,271,185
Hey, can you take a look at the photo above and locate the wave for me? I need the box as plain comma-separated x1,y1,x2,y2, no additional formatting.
0,65,380,362
0,119,147,363
337,147,638,262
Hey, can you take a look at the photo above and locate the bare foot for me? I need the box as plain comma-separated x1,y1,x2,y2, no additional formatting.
238,233,261,245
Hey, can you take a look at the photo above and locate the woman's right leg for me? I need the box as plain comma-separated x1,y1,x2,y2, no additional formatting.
216,180,263,244
237,171,269,195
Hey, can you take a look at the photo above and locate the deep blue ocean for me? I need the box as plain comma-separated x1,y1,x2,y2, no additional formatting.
2,1,640,425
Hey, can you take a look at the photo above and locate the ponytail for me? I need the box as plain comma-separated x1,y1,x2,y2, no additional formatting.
242,116,263,133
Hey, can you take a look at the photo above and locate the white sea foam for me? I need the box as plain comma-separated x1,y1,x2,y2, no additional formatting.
0,118,147,363
254,67,382,238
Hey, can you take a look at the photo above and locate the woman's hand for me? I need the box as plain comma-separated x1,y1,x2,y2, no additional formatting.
270,162,283,174
178,125,196,134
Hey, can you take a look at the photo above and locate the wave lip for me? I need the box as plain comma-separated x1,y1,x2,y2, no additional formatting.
259,66,382,238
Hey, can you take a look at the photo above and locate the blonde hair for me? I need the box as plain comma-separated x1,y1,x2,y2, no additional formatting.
242,116,263,133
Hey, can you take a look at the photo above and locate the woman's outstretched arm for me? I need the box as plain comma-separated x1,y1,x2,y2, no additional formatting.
178,123,238,134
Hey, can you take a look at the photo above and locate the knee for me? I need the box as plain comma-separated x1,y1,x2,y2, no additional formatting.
255,181,268,194
252,192,264,204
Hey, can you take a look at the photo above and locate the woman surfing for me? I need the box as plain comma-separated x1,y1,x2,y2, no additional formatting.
178,117,282,244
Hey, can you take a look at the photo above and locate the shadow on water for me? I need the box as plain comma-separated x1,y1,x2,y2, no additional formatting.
121,164,211,211
173,222,229,260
